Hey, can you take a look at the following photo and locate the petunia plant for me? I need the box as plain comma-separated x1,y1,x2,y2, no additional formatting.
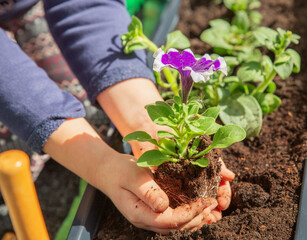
195,0,301,138
199,26,301,138
123,48,246,168
121,15,191,97
201,0,262,64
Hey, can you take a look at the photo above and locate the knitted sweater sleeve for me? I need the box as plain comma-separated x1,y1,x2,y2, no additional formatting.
0,29,85,153
43,0,155,105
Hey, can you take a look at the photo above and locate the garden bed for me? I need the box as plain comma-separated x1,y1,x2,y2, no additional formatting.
78,0,307,239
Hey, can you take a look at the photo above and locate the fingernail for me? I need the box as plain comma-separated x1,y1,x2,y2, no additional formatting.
225,168,235,178
154,197,164,212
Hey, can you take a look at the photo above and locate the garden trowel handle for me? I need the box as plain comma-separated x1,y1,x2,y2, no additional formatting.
0,150,49,240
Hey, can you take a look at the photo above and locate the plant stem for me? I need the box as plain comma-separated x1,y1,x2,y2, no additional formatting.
163,68,179,96
157,144,178,157
143,37,158,53
192,145,213,159
213,83,219,106
154,72,171,88
252,69,276,95
213,74,223,106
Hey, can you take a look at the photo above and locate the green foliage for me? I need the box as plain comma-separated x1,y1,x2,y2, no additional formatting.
190,158,209,167
219,94,262,138
199,0,301,139
121,15,191,55
137,150,177,167
211,125,246,148
237,61,264,83
223,0,261,12
124,96,246,167
200,17,259,64
123,131,159,146
163,30,191,51
254,27,300,54
254,93,281,114
121,16,151,54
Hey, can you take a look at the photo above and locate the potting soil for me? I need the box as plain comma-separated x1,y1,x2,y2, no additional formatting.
95,0,307,239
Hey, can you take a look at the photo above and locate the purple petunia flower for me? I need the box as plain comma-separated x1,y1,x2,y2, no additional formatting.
153,48,227,103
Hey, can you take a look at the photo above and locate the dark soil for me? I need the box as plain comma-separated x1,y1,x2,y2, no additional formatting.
96,0,307,239
154,136,221,208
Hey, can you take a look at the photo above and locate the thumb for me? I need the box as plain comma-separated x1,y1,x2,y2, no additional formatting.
219,158,235,181
126,175,169,213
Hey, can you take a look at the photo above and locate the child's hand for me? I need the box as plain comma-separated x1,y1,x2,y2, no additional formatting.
96,153,219,234
217,158,234,211
130,141,235,216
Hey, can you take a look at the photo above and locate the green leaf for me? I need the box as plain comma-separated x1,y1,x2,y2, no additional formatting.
219,94,263,138
146,101,176,127
249,10,262,27
224,0,248,11
209,19,231,30
261,55,274,79
137,150,172,167
201,28,233,50
229,82,246,95
286,49,301,73
123,131,158,145
253,27,278,50
237,61,264,83
200,20,233,50
232,11,250,32
190,158,209,168
164,30,190,51
266,82,276,93
274,52,293,79
191,138,200,150
274,53,291,64
236,46,257,63
157,131,177,139
224,56,240,66
211,125,246,148
204,122,222,135
291,33,301,45
224,76,240,83
254,93,281,114
188,104,200,115
202,107,221,119
187,116,216,133
158,138,177,155
249,0,261,9
246,49,262,62
128,16,143,34
124,39,149,54
174,96,182,105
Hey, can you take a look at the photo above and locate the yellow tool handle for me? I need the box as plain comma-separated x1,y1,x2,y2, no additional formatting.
0,150,49,240
2,232,16,240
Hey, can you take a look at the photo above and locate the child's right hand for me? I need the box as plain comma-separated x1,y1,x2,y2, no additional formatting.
96,152,219,234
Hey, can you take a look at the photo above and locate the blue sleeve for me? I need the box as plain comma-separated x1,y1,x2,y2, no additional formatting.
0,29,85,153
43,0,155,105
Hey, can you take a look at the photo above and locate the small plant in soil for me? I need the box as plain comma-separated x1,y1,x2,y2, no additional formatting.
198,0,301,138
123,48,246,208
201,0,262,64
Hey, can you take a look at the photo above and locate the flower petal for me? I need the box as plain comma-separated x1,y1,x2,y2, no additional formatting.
190,71,205,83
203,54,212,61
190,68,214,83
161,50,182,68
181,49,197,68
153,48,167,72
216,56,228,75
